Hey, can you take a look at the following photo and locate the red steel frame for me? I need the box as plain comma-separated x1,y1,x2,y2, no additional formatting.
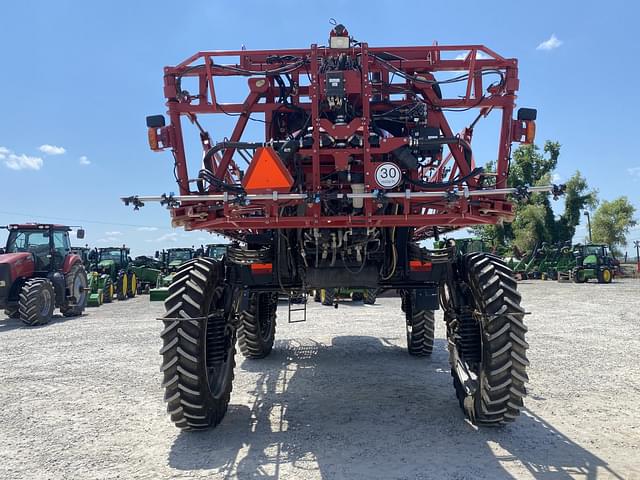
150,41,530,240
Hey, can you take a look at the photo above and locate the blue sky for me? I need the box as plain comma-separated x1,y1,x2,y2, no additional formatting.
1,0,638,256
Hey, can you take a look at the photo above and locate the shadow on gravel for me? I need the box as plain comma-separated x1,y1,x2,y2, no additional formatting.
0,313,80,333
169,336,623,479
0,317,24,332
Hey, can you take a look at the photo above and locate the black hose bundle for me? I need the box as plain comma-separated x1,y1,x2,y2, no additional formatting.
405,166,484,190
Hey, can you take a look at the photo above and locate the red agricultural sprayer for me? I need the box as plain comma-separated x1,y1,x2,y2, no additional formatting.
123,25,562,430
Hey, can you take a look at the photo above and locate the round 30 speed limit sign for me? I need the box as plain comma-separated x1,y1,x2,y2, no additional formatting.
374,162,402,189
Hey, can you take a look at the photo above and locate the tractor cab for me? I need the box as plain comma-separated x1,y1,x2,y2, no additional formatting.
3,224,82,273
205,244,228,260
452,238,487,256
574,244,613,267
157,248,194,271
96,247,130,273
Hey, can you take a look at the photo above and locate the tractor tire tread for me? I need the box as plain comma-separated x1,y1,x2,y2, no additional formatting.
455,253,528,426
237,293,277,359
18,278,55,326
160,258,235,430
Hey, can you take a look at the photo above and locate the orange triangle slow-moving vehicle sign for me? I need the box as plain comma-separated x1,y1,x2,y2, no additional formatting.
242,147,294,193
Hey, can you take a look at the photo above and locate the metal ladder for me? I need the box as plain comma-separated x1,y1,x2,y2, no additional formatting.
287,292,307,323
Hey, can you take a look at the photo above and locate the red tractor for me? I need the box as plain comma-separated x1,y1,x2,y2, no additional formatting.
124,26,562,429
0,224,88,325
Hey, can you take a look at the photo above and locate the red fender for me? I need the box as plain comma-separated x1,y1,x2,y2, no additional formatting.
62,254,83,274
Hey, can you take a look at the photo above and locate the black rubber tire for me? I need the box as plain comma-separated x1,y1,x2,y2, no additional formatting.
102,276,114,303
351,291,364,302
116,272,127,300
363,289,377,305
405,290,435,357
4,307,20,319
598,268,612,284
127,272,137,298
18,278,55,326
237,292,277,359
161,257,235,430
322,288,336,306
572,268,586,284
61,263,88,317
452,253,529,425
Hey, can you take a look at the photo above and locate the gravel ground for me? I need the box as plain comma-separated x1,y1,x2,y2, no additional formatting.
1,279,639,479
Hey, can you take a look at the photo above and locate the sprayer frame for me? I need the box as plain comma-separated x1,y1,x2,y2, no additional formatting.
145,41,533,241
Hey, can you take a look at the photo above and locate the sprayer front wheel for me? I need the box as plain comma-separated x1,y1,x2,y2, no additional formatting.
160,258,235,430
448,253,529,425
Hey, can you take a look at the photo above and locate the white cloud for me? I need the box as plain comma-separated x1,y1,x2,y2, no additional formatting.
79,155,90,165
0,146,9,159
105,231,122,236
628,167,640,180
96,237,120,244
537,34,562,51
455,51,489,60
154,232,179,243
39,144,66,155
137,226,158,232
4,153,43,171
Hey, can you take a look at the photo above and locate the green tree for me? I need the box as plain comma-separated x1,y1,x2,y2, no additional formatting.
508,141,560,188
511,203,549,253
591,197,637,251
472,141,597,255
555,171,598,241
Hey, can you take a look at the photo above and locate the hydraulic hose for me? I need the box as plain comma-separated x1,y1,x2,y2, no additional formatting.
405,167,484,190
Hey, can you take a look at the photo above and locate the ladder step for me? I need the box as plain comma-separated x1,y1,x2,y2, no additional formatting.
288,293,307,323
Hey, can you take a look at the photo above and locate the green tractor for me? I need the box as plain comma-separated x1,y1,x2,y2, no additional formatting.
130,255,163,294
205,243,228,260
149,247,196,301
313,288,378,306
85,263,114,307
88,247,137,305
451,237,489,255
571,244,616,284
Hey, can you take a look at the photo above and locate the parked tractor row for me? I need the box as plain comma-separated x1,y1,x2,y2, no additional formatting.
506,242,617,283
431,237,618,284
68,243,231,305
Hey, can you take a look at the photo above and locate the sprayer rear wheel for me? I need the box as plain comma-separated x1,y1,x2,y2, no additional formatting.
404,290,435,357
237,292,277,359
